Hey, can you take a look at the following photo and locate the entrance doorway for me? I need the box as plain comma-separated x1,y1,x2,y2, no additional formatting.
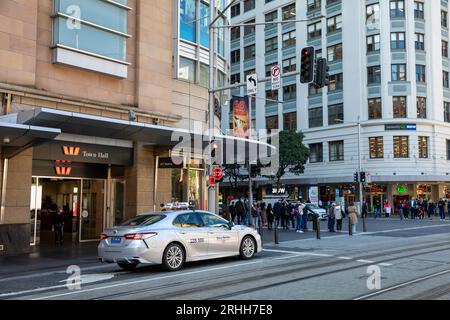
30,177,106,245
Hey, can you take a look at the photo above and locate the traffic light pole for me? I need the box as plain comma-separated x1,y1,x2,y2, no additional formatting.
248,95,253,227
357,116,367,232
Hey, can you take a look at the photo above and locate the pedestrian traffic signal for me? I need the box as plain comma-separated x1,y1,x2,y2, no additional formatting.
314,58,330,88
353,172,359,182
300,47,315,84
211,141,218,158
360,172,366,183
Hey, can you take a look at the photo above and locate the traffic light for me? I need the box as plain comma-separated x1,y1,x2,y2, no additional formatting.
360,172,366,183
211,142,218,158
353,172,359,183
314,58,330,88
300,46,315,83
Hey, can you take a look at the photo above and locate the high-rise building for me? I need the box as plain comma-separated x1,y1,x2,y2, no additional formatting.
0,0,230,255
227,0,450,209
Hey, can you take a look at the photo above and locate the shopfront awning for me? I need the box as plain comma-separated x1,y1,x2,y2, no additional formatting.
8,108,275,162
0,121,61,158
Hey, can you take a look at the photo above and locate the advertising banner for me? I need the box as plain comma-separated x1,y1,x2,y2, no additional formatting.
231,96,249,138
308,186,319,206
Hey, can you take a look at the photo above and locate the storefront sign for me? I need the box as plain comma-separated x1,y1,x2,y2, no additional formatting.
231,96,249,138
396,185,408,194
158,157,184,169
34,141,133,166
271,187,286,195
32,160,108,179
308,186,319,205
385,124,417,131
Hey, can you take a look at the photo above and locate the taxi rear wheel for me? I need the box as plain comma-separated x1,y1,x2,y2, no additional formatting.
162,243,185,271
117,261,138,271
239,236,256,260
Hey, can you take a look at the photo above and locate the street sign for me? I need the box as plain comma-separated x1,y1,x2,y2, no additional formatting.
213,167,223,181
271,65,281,90
246,73,258,95
209,175,216,186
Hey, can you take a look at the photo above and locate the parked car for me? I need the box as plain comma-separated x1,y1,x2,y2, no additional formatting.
304,204,327,221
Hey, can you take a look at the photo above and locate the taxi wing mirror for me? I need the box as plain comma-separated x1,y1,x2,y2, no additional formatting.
228,221,235,230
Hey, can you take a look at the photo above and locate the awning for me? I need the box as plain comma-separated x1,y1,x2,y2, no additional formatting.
7,108,275,163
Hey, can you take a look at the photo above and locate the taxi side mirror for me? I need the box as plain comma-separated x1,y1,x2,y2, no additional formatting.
228,221,235,230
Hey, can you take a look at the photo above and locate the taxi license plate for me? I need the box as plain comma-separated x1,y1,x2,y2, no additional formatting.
111,237,122,244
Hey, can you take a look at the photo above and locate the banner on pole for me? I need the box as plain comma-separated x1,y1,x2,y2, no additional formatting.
231,96,249,138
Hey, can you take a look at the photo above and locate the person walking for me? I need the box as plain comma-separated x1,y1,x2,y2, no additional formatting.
410,198,417,220
403,199,409,219
348,201,358,235
251,202,259,229
274,200,282,229
398,200,404,220
52,208,65,246
235,198,245,225
267,203,274,230
438,199,446,221
427,200,435,220
335,202,343,232
295,201,304,233
243,198,250,226
229,202,236,223
327,203,336,232
384,200,391,218
260,202,267,227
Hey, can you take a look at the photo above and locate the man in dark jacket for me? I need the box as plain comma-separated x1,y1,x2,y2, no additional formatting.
52,208,65,245
235,199,245,225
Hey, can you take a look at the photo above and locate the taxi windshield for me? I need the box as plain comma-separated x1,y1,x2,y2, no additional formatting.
120,214,166,227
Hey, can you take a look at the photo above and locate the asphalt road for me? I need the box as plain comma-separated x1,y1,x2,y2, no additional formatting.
1,218,450,300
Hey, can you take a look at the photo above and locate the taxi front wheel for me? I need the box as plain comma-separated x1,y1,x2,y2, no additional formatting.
239,236,256,260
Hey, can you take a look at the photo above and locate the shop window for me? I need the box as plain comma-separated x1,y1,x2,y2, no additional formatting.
393,136,409,158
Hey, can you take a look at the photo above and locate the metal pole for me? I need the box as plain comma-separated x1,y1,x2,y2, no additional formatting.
358,116,366,232
207,1,216,213
248,95,253,226
274,219,279,244
316,215,321,240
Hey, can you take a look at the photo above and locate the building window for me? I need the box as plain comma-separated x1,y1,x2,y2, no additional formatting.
309,107,323,128
367,34,380,53
329,141,344,162
265,37,278,54
283,84,297,101
414,2,424,19
309,143,323,163
199,63,209,87
308,22,322,40
231,49,240,64
391,32,406,49
393,136,409,158
244,45,255,60
266,115,278,130
180,0,197,43
244,69,256,79
442,10,448,28
327,14,342,33
282,3,296,20
418,136,429,159
179,57,196,81
368,98,382,119
328,73,343,91
444,71,450,88
392,64,407,81
52,0,129,62
445,102,450,123
266,89,279,105
230,74,240,84
369,137,384,159
447,140,450,160
366,4,380,24
283,112,297,130
231,27,240,41
393,96,407,118
443,40,449,57
231,4,240,18
416,64,426,82
367,65,381,83
282,57,296,73
244,19,255,35
417,97,427,119
265,10,278,23
415,33,425,50
327,43,343,62
307,0,321,12
309,83,322,96
390,0,405,18
244,0,255,12
282,31,296,48
328,103,344,125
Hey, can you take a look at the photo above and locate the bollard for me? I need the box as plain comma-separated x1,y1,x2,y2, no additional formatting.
274,220,279,244
258,218,264,246
348,214,353,236
316,216,321,240
363,214,367,232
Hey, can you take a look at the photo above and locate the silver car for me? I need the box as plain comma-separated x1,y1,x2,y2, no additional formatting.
98,210,262,271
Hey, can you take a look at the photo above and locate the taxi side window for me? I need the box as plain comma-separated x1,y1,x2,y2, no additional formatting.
173,213,204,228
200,213,228,228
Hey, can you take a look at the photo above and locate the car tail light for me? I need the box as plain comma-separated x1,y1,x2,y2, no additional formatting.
124,232,158,240
100,233,108,240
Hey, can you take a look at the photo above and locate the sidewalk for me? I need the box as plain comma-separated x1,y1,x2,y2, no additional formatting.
0,241,99,277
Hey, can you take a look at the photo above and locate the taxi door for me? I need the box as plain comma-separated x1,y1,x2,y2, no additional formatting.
173,212,209,259
199,212,239,256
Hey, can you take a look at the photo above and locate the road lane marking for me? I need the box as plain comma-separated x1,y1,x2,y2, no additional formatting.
356,259,375,264
353,269,450,300
379,263,393,267
337,257,353,260
263,249,333,257
30,260,264,300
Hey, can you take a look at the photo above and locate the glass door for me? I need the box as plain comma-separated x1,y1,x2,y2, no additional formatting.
30,177,42,245
79,179,105,241
111,180,125,226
